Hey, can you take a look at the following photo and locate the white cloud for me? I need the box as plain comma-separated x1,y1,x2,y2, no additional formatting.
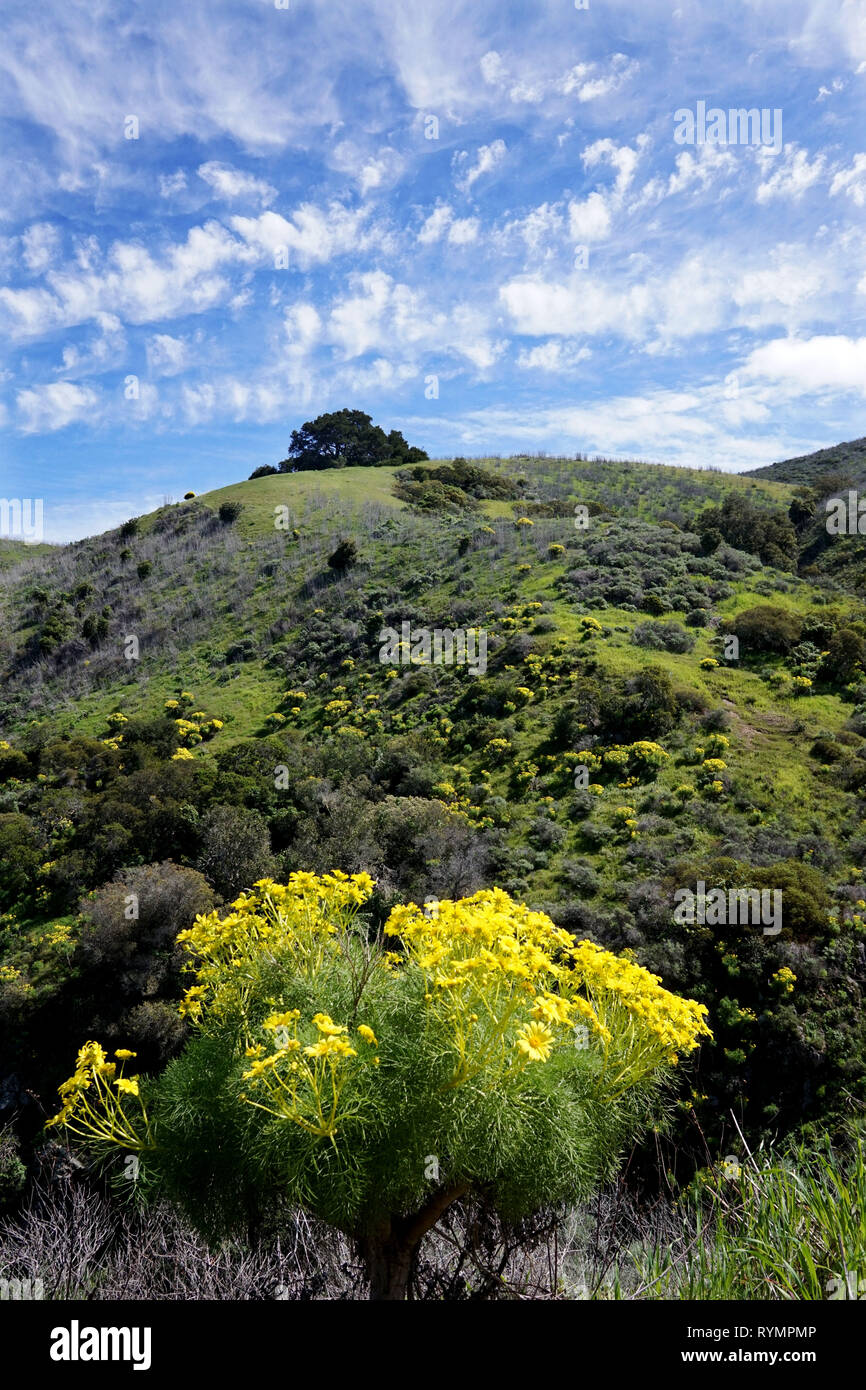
448,217,480,245
480,50,507,84
583,137,647,198
500,241,837,348
284,303,323,352
359,160,387,194
816,77,846,100
418,204,454,244
413,387,797,472
516,340,591,371
0,285,67,336
564,137,648,244
499,203,566,258
146,333,189,376
453,140,507,192
666,144,737,196
740,334,866,397
1,220,243,338
230,203,376,269
475,48,639,111
567,192,612,242
198,161,276,205
316,269,502,373
830,152,866,205
21,222,60,273
59,312,126,375
558,54,639,103
756,145,825,202
0,2,344,162
16,381,100,432
159,171,187,198
331,142,404,195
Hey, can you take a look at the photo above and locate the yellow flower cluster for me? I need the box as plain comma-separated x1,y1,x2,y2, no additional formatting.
46,1043,150,1148
568,940,712,1096
177,872,375,1021
385,889,580,1087
771,966,796,994
385,889,711,1094
240,1010,378,1139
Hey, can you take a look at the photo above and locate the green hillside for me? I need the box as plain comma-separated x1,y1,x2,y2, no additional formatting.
1,451,865,1194
746,435,866,487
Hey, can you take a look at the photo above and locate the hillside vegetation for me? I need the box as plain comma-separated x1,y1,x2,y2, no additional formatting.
1,450,865,1290
748,435,866,487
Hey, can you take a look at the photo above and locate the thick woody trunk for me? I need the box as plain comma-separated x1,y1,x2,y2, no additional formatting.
358,1180,471,1301
362,1230,415,1301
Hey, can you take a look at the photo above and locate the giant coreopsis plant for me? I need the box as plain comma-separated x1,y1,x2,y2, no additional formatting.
49,873,711,1299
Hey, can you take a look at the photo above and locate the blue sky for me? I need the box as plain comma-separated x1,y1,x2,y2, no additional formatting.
1,0,865,540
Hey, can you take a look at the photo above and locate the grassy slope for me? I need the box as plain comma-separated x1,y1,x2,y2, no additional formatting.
0,538,56,572
199,464,408,537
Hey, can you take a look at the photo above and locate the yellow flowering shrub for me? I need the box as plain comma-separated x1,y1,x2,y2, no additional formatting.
47,873,711,1300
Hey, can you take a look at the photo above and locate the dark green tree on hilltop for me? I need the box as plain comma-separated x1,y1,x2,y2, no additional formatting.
277,409,428,472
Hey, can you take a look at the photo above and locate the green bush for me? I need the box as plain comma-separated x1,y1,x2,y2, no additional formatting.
731,605,803,655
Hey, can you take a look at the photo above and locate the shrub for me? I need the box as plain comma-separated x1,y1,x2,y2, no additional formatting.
620,668,681,738
0,1126,26,1210
810,738,846,764
731,606,802,656
218,502,244,525
48,874,711,1300
196,805,278,900
78,861,216,1006
528,816,567,851
328,539,359,573
631,621,695,654
558,860,601,895
819,629,866,686
0,813,43,910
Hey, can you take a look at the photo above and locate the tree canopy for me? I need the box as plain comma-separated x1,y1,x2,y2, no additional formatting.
276,409,428,473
